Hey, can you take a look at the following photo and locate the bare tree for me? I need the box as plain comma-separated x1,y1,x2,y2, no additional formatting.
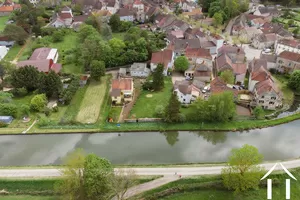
108,169,138,200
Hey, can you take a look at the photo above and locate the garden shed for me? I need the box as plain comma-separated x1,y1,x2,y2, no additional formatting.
0,116,13,124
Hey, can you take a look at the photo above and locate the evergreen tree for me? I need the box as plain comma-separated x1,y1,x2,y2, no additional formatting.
109,14,121,32
165,93,181,123
90,60,105,81
11,66,40,91
152,64,164,91
39,70,62,98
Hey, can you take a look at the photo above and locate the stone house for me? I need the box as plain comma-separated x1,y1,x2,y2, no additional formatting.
117,8,135,21
110,78,134,104
276,51,300,73
184,63,212,82
130,63,150,77
239,27,263,42
50,6,73,28
274,39,300,55
103,0,119,14
173,80,203,104
0,0,21,16
252,33,276,49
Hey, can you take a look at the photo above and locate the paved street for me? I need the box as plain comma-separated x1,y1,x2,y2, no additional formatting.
243,44,262,61
1,158,300,178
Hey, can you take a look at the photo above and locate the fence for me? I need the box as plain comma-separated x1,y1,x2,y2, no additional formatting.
124,118,163,123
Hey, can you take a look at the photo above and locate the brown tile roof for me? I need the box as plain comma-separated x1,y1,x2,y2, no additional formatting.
59,12,73,19
112,78,133,91
184,28,205,38
255,78,279,95
249,58,267,72
17,60,52,73
232,63,247,75
73,15,89,22
116,8,134,16
210,77,238,96
185,48,211,60
218,45,245,55
174,39,201,51
216,54,232,71
251,66,270,82
278,51,300,63
277,39,300,48
0,6,13,12
30,48,52,60
246,14,264,20
151,49,173,68
110,88,121,97
194,64,211,77
174,80,201,95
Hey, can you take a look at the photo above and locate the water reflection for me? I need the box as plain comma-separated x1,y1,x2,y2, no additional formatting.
194,131,227,145
163,131,179,146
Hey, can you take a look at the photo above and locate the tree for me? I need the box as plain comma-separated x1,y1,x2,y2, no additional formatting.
3,24,29,45
165,93,181,123
78,24,98,42
109,14,121,32
52,31,64,43
213,12,223,25
90,60,105,81
293,27,300,35
55,149,86,200
220,70,235,84
174,56,189,73
11,66,40,91
155,105,164,117
222,144,264,194
253,106,265,119
30,94,47,112
152,64,164,91
39,70,62,98
84,154,113,200
288,70,300,92
101,23,112,40
108,169,138,200
163,131,179,146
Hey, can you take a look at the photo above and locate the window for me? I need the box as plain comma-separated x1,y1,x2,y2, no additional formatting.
261,96,264,99
271,97,276,100
259,100,264,104
183,99,185,102
278,60,283,64
269,102,274,105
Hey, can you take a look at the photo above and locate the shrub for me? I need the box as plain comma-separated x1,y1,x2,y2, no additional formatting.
53,106,59,112
37,116,52,127
30,94,47,112
0,121,7,128
41,27,56,36
44,107,51,116
0,103,18,117
64,55,75,64
11,87,28,97
142,81,153,90
52,31,64,43
254,106,265,119
155,105,164,117
178,113,186,122
20,104,30,117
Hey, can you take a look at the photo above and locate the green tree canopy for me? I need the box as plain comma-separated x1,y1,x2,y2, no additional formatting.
152,64,165,91
30,94,47,112
78,24,98,42
288,70,300,92
38,70,62,98
222,144,264,194
174,56,189,73
109,14,121,32
220,70,235,84
165,93,181,123
213,12,224,25
3,24,29,45
11,66,40,91
90,60,105,81
253,106,265,119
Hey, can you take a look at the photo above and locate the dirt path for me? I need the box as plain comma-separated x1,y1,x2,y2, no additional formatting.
113,176,179,200
11,39,31,64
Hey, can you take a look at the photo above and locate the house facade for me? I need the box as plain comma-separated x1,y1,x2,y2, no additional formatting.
110,78,134,104
275,39,300,55
252,33,276,49
276,51,300,73
117,8,134,22
0,46,8,60
173,80,202,104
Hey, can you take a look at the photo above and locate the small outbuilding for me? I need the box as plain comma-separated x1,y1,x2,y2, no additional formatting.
0,116,13,124
130,63,150,77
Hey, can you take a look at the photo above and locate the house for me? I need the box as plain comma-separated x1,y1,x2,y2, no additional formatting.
252,33,276,49
260,53,277,69
0,36,14,47
276,51,300,73
110,78,134,104
182,8,203,20
208,34,224,54
145,7,159,21
248,58,267,74
275,39,300,55
80,75,89,86
251,18,266,28
50,6,73,28
200,40,217,54
216,46,247,84
248,65,270,92
210,77,239,97
103,0,119,14
0,0,21,16
130,63,150,77
0,46,8,60
239,27,263,42
184,63,212,82
116,8,134,21
72,15,89,30
150,49,174,76
17,48,61,73
171,38,201,56
133,0,145,22
253,6,279,18
170,20,190,32
173,80,203,104
184,28,205,39
261,23,293,39
119,68,127,77
185,48,212,65
72,0,103,15
0,116,13,124
165,30,185,44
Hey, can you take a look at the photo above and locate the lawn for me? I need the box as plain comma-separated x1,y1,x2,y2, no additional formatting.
108,106,122,122
76,77,109,123
4,45,23,61
0,15,10,32
273,74,294,106
112,32,125,40
130,78,173,118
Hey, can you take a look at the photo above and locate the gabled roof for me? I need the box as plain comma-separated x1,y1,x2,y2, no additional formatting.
248,58,268,72
210,77,238,96
251,65,270,82
185,48,211,60
216,54,232,71
278,51,300,63
218,45,245,55
59,12,73,19
184,28,205,38
174,39,201,51
30,48,57,60
255,78,279,95
174,80,201,95
151,49,173,68
112,78,133,91
17,60,52,73
116,8,134,16
277,39,300,48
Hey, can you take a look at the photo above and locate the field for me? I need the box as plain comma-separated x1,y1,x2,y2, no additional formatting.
4,45,22,61
0,15,10,32
130,78,173,118
76,77,109,123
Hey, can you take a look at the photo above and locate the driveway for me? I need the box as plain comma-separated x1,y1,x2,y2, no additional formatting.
172,72,185,84
242,44,262,61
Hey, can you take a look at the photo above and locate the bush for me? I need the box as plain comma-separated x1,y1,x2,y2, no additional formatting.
41,27,56,36
0,121,7,128
52,31,64,43
44,107,51,116
11,87,28,97
0,103,18,117
155,105,164,117
20,104,30,117
254,106,265,119
37,116,52,127
142,81,153,90
64,54,75,64
53,106,59,112
178,113,186,122
30,94,47,112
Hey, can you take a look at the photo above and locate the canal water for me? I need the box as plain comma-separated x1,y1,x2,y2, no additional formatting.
0,120,299,166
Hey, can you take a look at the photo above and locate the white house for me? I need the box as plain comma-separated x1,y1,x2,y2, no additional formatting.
130,63,150,77
150,49,174,76
173,80,202,104
103,0,119,14
116,8,134,22
275,39,300,55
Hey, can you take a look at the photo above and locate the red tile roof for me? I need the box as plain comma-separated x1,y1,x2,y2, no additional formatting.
255,78,279,95
59,12,73,19
210,77,238,96
278,51,300,63
0,6,13,12
17,60,52,73
51,63,62,73
185,48,212,60
251,66,270,82
151,49,173,69
232,63,247,75
30,48,52,60
112,78,133,91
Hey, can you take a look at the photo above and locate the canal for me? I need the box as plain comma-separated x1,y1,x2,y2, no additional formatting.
0,120,299,166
